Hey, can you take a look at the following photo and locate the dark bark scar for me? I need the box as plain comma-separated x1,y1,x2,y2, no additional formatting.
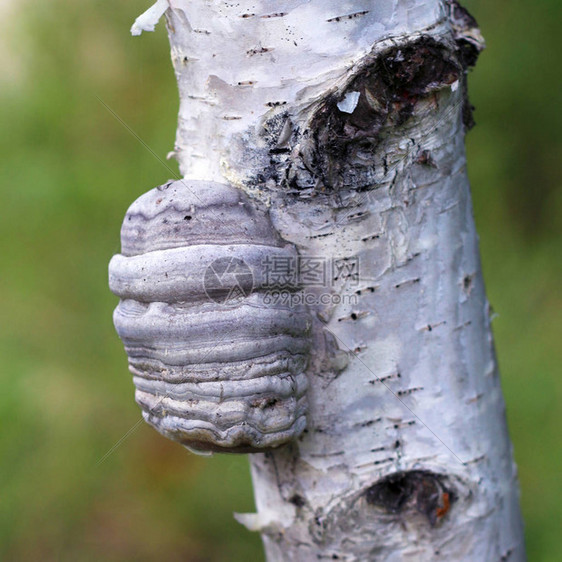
364,470,456,526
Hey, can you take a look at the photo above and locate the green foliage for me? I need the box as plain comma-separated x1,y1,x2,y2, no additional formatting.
0,2,260,560
0,0,560,559
464,2,562,557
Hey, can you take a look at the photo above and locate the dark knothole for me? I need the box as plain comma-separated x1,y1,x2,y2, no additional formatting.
313,37,462,155
289,494,307,508
251,27,482,196
364,470,455,526
296,37,464,193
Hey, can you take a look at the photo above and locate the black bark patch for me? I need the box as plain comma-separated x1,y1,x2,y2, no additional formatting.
463,273,474,293
289,494,306,508
448,2,485,129
299,37,462,192
314,37,460,155
246,35,476,197
364,470,455,526
461,79,476,130
449,1,484,69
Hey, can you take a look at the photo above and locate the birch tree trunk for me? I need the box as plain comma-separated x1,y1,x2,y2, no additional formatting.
135,0,525,559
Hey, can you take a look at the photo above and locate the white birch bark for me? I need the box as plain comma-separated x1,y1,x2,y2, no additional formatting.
135,0,525,559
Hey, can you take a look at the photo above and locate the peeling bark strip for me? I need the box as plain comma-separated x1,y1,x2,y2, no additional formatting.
132,0,524,560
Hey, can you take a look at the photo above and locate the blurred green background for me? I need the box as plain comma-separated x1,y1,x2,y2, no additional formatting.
0,1,560,560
